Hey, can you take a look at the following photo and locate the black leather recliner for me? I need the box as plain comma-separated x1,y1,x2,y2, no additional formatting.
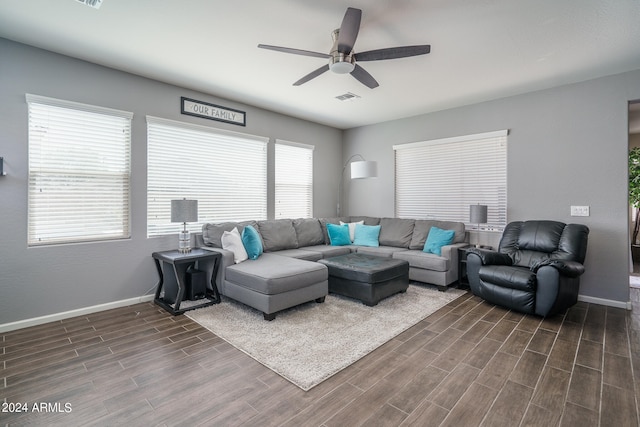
466,220,589,317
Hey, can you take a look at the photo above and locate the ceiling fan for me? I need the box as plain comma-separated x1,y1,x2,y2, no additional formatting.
258,7,430,89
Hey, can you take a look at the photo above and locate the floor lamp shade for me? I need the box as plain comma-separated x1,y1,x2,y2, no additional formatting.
350,160,378,179
470,204,488,225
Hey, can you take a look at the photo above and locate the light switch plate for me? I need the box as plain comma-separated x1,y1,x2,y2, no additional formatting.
570,205,590,216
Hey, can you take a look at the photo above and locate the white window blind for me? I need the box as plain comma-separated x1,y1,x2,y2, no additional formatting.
275,140,314,219
394,130,507,229
27,94,132,246
147,116,268,236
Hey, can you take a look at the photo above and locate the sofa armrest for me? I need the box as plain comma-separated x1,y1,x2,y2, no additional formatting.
531,259,585,278
199,246,235,286
440,242,470,259
466,248,512,266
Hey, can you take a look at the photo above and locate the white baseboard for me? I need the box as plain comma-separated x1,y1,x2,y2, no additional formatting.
0,294,155,333
578,294,632,311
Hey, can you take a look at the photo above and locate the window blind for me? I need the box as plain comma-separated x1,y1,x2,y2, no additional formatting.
26,94,132,246
147,116,268,236
275,140,314,219
394,130,507,229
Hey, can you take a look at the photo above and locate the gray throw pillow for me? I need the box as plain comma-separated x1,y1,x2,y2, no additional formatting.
202,222,239,248
202,221,256,248
378,218,415,248
349,216,381,225
293,218,325,247
257,219,298,251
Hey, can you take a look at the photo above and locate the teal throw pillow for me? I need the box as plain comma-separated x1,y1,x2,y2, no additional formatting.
353,224,381,247
241,225,263,260
326,223,351,246
423,226,456,256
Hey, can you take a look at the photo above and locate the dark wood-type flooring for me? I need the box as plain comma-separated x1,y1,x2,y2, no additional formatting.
2,288,640,426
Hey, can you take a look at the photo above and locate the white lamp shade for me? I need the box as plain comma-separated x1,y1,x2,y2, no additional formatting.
350,160,378,179
171,199,198,223
470,204,488,224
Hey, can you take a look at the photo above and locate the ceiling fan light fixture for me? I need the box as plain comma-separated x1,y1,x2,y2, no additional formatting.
330,51,355,74
330,60,355,74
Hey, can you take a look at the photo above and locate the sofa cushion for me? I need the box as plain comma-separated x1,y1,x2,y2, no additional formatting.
319,217,349,244
353,224,381,247
257,219,298,252
299,245,352,258
274,248,323,261
327,223,351,246
393,250,449,272
378,218,415,248
340,220,364,242
202,220,257,248
349,216,381,226
423,226,456,256
355,246,408,258
226,253,327,295
242,225,263,260
293,218,325,247
409,220,466,249
221,227,248,264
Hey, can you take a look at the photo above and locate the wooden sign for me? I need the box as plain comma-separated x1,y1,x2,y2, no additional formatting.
181,97,246,126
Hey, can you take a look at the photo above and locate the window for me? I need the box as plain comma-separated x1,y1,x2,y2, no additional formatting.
275,140,314,219
394,130,507,229
27,94,132,246
147,116,267,236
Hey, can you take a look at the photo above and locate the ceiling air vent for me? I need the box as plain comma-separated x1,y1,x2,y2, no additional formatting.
76,0,103,9
335,92,361,102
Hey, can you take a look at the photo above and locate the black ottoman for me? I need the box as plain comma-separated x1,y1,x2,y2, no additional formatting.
318,253,410,306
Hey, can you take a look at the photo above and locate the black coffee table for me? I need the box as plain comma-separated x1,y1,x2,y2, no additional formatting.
318,253,409,306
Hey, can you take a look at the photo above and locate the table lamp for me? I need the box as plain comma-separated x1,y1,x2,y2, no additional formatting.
171,199,198,253
470,204,488,247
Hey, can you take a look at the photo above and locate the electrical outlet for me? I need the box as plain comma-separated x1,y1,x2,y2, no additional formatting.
570,205,590,217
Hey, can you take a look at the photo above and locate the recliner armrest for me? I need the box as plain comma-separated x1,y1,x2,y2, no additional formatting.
531,259,585,278
466,248,512,266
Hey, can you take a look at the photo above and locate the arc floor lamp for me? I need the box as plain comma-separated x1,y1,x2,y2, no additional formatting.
337,154,378,216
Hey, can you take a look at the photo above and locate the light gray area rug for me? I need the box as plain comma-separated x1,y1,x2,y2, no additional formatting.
187,284,465,391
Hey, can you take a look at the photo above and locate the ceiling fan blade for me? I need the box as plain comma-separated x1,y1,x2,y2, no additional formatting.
258,44,330,59
355,45,431,62
293,64,330,86
351,64,379,89
337,7,362,53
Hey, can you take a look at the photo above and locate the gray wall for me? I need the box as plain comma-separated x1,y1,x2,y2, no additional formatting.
0,39,342,325
344,69,640,306
3,35,639,325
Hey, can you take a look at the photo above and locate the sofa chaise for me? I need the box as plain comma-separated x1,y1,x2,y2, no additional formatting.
197,216,468,320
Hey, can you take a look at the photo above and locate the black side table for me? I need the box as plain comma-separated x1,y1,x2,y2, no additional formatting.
152,248,221,315
457,246,471,289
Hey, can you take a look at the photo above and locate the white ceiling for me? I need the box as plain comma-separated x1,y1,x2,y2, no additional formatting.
1,0,640,129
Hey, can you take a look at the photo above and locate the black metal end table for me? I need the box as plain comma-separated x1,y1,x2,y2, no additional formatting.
457,246,471,289
152,248,221,315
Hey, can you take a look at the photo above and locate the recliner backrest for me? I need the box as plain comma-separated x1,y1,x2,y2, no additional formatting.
499,221,589,268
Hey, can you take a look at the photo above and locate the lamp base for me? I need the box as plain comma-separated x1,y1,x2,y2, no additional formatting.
178,230,191,253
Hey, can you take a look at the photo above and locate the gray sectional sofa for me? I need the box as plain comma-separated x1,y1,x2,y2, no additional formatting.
196,216,468,320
